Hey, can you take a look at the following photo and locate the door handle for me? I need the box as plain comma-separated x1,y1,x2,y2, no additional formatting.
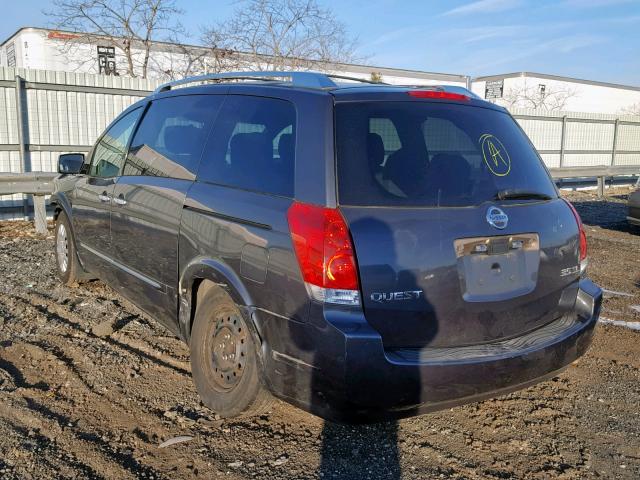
98,192,111,203
113,195,127,206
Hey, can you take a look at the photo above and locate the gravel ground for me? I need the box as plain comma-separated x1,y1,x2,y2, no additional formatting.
0,188,639,480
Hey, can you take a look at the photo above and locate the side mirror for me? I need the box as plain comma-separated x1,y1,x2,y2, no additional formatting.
58,153,85,174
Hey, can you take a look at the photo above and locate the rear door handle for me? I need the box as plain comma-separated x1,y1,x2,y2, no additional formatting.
113,195,127,206
98,192,111,203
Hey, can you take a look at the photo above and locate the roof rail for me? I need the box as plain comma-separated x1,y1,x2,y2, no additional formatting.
325,74,388,85
154,71,385,93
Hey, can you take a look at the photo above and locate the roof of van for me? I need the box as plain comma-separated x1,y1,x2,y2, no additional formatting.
145,79,503,112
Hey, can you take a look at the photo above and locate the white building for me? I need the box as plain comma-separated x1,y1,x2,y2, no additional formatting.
2,27,640,115
473,72,640,115
0,27,469,87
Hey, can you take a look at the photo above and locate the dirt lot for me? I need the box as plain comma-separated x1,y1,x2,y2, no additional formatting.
1,188,639,480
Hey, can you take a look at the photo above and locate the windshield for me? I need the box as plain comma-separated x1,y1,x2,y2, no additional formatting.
335,101,557,207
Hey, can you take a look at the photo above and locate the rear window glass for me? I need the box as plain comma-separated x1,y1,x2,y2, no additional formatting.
336,102,557,207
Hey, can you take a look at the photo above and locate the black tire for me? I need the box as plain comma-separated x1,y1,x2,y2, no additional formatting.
190,287,272,418
54,211,81,286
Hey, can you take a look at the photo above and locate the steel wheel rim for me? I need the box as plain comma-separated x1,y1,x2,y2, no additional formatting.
210,311,248,391
56,223,69,273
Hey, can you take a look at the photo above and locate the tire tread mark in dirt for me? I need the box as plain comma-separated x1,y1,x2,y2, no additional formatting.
0,302,16,323
415,437,473,462
3,419,106,480
28,339,105,396
0,358,49,391
1,423,69,480
409,437,492,477
5,292,190,376
26,338,165,421
112,314,139,333
23,397,167,480
482,467,517,478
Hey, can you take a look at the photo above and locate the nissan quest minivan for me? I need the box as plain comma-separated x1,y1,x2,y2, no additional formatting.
51,72,602,422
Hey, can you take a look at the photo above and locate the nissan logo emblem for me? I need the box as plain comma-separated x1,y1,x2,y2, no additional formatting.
486,206,508,229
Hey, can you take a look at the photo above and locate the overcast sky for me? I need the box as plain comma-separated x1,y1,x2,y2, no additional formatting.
3,0,639,85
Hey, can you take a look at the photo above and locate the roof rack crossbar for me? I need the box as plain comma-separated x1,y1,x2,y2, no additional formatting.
154,70,385,93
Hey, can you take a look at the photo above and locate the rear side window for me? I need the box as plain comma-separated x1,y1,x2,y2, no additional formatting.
198,95,296,197
123,95,223,180
90,108,142,178
336,102,557,207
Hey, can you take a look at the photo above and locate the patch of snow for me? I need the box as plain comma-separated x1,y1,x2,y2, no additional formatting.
598,317,640,331
602,289,635,297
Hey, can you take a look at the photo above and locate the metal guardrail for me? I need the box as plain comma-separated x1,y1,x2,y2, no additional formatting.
1,165,637,235
549,165,640,179
0,172,58,234
549,165,639,196
0,172,58,195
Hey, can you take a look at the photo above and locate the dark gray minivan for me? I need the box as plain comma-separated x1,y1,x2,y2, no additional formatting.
52,72,602,422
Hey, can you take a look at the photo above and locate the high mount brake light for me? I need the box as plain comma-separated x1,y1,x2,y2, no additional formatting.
407,90,469,101
563,199,588,273
287,202,361,306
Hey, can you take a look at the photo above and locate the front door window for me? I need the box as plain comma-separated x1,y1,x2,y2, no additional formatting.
89,108,142,178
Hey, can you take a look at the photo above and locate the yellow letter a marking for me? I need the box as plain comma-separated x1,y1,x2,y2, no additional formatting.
488,140,508,167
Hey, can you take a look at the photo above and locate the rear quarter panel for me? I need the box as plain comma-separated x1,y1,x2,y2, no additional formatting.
178,87,336,340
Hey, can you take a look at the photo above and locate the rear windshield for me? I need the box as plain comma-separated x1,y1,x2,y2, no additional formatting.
335,102,557,207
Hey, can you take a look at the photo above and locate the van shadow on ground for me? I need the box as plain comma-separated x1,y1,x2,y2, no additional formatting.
319,421,402,479
308,217,438,479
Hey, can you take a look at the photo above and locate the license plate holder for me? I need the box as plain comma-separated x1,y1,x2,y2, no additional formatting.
454,234,540,302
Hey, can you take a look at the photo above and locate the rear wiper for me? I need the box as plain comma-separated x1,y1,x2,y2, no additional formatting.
495,189,553,201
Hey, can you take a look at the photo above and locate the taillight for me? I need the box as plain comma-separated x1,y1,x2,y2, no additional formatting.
287,202,360,306
407,90,469,101
563,199,588,273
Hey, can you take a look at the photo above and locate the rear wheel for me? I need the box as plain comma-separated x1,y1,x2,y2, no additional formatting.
190,286,272,418
55,211,81,286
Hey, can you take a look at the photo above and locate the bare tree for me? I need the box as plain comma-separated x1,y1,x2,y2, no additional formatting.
146,40,243,80
201,0,360,72
47,0,184,78
501,84,579,111
146,33,206,80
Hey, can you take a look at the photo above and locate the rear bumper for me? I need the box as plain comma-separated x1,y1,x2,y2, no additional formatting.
264,279,602,423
